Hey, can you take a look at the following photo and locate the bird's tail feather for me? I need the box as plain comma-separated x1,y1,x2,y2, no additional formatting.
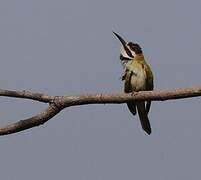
146,101,152,114
136,101,152,135
127,102,136,116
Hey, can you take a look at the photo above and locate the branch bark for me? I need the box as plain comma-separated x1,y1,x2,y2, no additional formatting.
0,86,201,136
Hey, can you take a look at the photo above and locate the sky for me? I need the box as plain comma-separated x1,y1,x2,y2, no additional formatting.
0,0,201,179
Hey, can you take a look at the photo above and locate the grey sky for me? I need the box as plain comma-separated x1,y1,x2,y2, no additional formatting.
0,0,201,179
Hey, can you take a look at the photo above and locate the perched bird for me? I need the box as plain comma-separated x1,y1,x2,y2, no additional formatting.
113,32,153,135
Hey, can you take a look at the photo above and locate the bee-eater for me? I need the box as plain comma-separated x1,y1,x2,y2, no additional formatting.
113,32,153,135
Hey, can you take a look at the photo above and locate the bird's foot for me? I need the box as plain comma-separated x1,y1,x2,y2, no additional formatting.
131,91,138,96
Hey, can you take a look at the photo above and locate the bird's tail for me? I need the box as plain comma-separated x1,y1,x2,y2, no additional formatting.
136,101,152,135
127,102,136,116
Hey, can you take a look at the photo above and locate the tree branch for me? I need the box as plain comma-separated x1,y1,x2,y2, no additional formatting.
0,86,201,136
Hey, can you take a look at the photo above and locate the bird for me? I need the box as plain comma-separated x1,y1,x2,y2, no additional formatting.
113,32,153,135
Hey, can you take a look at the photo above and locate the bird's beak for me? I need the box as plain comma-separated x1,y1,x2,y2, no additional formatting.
113,32,127,47
113,31,133,58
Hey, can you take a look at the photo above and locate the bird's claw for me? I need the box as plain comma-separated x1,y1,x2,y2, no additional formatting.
131,91,138,96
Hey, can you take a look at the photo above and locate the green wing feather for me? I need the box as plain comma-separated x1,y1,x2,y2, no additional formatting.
145,63,154,114
124,70,136,116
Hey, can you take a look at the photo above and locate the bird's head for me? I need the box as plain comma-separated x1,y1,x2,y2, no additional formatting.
113,32,142,66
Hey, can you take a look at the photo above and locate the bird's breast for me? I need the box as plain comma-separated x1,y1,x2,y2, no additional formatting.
127,62,147,91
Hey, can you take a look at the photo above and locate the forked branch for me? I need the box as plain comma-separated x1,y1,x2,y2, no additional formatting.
0,87,200,136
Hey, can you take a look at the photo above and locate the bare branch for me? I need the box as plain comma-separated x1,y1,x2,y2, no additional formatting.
0,89,53,103
0,86,201,136
0,104,62,135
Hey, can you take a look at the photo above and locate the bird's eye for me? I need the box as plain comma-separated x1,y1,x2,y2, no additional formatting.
127,42,136,51
128,42,142,54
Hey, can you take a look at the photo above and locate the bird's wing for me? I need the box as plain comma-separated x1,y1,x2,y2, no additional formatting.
124,70,137,116
124,70,132,93
145,64,154,114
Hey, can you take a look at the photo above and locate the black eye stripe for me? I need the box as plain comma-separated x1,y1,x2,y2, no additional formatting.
124,47,133,57
127,42,142,54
